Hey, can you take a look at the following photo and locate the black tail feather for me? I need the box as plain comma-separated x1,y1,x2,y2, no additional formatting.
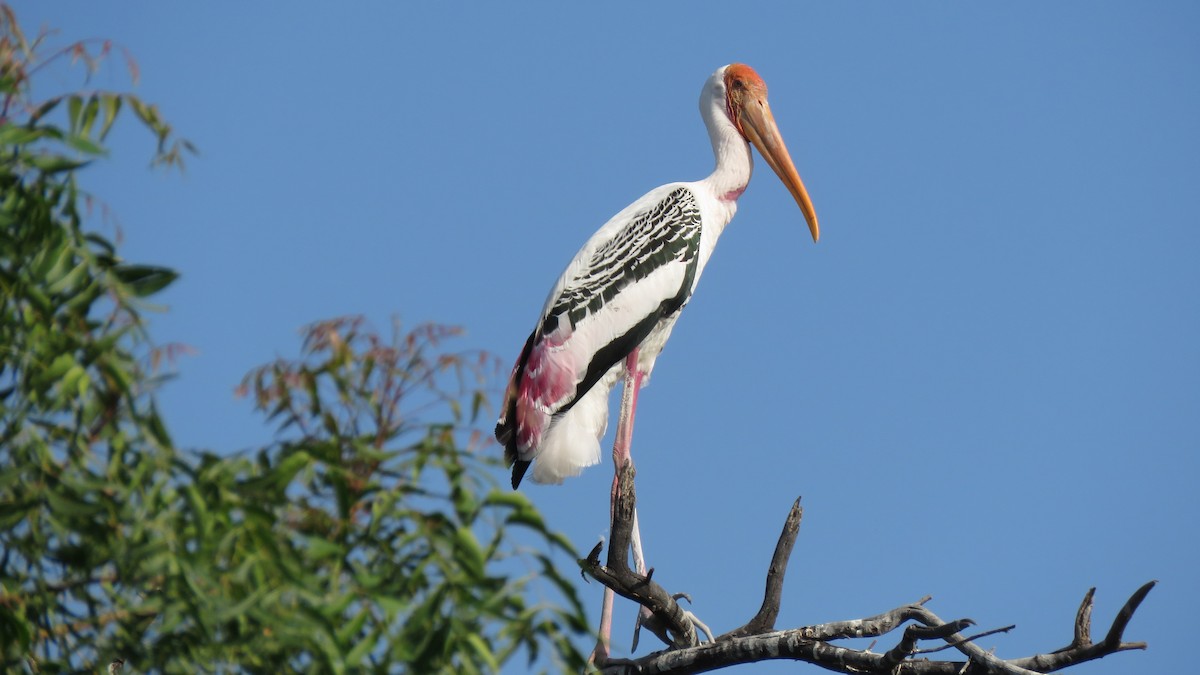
498,331,537,489
511,460,531,489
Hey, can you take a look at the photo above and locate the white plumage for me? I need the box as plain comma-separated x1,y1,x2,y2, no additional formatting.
495,63,820,662
497,63,819,489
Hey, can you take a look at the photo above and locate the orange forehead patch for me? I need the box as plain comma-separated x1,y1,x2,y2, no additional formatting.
724,63,766,94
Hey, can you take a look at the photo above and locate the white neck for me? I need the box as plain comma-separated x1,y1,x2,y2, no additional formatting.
698,68,753,202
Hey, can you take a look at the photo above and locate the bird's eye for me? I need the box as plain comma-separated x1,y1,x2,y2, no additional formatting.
732,79,745,90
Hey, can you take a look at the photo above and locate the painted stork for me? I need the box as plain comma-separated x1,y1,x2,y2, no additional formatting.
495,63,819,656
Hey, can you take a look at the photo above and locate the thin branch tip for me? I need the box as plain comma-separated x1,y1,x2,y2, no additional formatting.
1102,580,1156,647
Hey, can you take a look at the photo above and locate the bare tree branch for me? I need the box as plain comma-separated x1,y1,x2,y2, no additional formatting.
913,624,1015,656
718,496,802,640
1104,579,1154,647
1070,587,1095,650
581,490,1153,675
1008,580,1155,674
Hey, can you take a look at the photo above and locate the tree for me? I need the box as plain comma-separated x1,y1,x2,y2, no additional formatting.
0,7,587,672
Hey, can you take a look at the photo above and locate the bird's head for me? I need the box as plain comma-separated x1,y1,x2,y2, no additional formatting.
719,63,819,242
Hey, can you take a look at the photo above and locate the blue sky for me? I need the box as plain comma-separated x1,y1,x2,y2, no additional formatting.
18,2,1197,672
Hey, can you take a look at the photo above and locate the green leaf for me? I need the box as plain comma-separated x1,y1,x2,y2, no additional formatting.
114,264,179,297
35,353,78,389
59,364,88,404
31,234,72,280
375,595,407,620
0,123,49,146
30,95,63,122
79,96,100,138
537,554,587,618
0,498,36,530
67,95,83,134
144,402,174,448
482,489,534,511
65,133,107,156
453,526,486,579
62,277,103,313
334,608,370,648
465,632,500,673
29,153,90,174
303,535,343,561
45,259,89,295
99,94,122,140
214,585,270,623
0,609,34,654
344,626,379,666
44,488,104,519
128,96,162,134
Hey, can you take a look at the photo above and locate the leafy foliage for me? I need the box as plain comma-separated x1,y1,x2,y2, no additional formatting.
232,317,589,672
0,6,587,672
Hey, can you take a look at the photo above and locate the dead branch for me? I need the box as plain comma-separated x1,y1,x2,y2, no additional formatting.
581,461,699,651
581,489,1154,675
717,496,802,640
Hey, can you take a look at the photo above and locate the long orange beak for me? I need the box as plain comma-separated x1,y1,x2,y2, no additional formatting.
737,97,820,242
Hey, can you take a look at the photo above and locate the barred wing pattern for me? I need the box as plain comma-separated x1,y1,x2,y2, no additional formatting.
497,186,703,487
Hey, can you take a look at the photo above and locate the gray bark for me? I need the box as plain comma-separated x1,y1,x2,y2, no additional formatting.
581,461,1153,674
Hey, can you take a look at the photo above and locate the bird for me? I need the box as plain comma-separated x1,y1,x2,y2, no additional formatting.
495,63,819,658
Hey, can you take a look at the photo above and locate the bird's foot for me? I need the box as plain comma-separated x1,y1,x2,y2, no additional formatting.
630,593,714,651
588,640,610,668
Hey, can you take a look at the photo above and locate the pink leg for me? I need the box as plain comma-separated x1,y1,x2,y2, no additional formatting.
590,349,646,664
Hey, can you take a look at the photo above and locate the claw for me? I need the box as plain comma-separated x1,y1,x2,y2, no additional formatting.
631,597,714,651
632,609,644,652
671,593,713,643
686,609,715,644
